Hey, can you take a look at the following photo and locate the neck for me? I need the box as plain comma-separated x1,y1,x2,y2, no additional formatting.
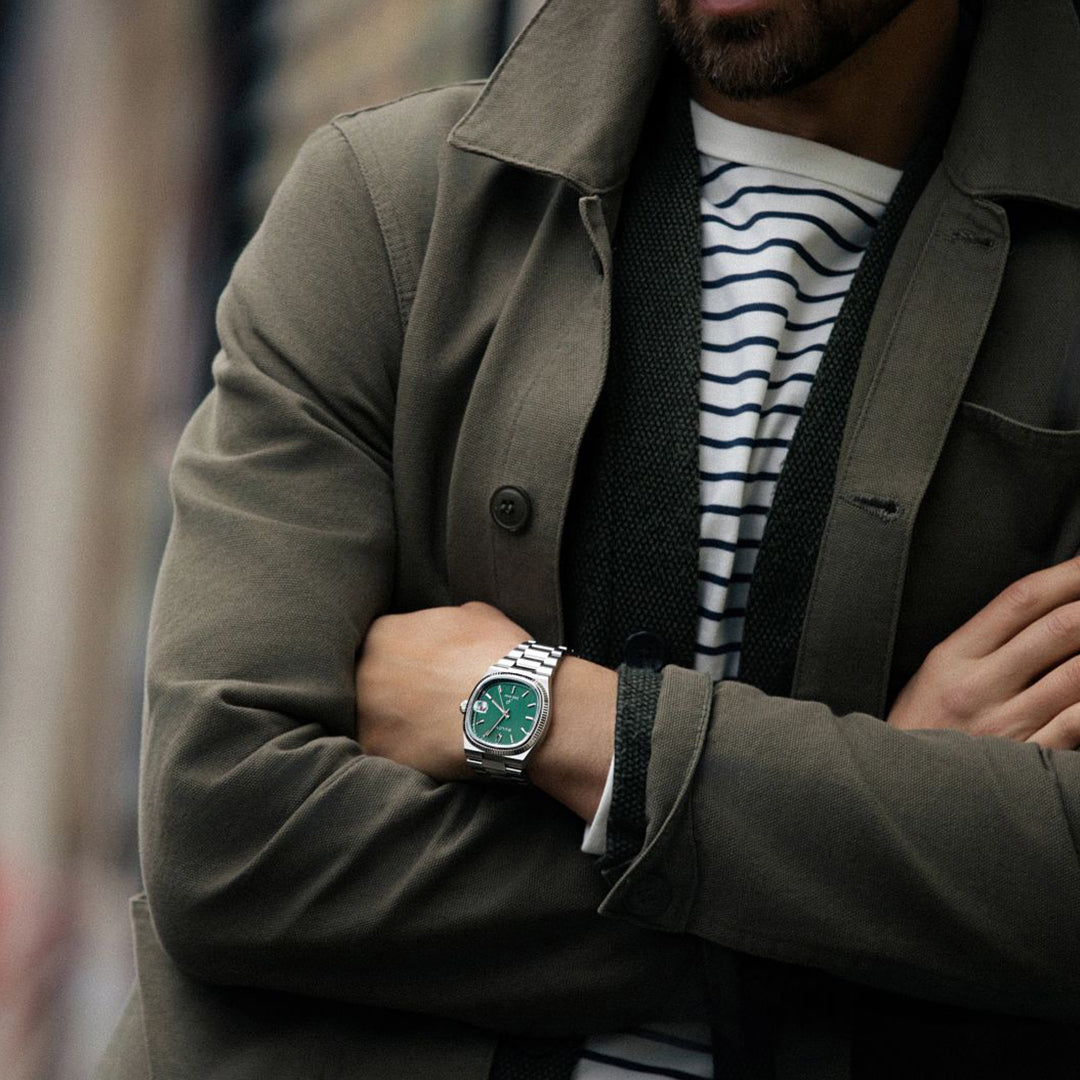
692,0,962,168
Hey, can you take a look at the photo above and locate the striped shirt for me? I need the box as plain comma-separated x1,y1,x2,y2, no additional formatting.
692,101,899,677
575,104,900,1080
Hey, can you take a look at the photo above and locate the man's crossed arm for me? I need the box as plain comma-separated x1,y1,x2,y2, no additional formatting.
355,555,1080,817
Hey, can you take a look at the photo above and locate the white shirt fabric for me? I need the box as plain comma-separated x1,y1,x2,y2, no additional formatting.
574,104,900,1080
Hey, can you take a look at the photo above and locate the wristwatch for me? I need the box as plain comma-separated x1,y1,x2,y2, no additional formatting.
460,640,568,781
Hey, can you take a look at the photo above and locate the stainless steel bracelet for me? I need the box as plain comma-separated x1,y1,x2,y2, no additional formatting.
492,640,567,680
462,748,529,780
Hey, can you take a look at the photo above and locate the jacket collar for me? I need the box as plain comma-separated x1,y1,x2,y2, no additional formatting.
448,0,666,194
451,0,1080,209
946,0,1080,209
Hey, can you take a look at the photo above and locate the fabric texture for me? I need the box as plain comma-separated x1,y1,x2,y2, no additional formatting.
603,665,664,872
562,63,700,879
490,1038,585,1080
598,83,950,885
554,62,703,1080
562,63,702,682
589,79,942,1080
738,88,961,699
690,112,898,675
576,97,899,1080
582,101,899,858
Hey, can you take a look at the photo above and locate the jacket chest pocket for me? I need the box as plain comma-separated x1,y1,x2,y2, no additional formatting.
889,400,1080,704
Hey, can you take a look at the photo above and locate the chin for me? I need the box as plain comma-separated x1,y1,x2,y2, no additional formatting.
658,0,913,101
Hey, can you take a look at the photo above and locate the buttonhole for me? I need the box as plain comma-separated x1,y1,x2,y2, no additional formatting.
843,493,905,523
948,229,996,248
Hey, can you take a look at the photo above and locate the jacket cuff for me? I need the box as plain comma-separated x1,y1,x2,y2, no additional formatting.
599,664,713,927
598,664,663,875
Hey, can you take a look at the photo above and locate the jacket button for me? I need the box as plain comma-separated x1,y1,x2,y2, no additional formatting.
624,873,672,919
490,486,531,533
623,630,667,671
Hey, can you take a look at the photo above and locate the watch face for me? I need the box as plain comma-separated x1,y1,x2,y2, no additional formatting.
465,676,544,751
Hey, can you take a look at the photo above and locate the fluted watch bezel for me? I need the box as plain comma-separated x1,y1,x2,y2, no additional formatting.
461,672,551,757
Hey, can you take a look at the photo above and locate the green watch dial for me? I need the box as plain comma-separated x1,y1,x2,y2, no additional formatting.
466,677,542,750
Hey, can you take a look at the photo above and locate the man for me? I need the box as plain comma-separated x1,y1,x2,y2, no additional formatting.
98,0,1080,1077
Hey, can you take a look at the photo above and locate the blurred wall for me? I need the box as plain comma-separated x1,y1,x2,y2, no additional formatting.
252,0,498,215
0,3,215,1075
0,2,541,1076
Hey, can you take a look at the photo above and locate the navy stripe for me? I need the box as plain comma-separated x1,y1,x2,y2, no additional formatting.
699,435,792,449
775,342,827,361
701,335,778,354
634,1029,714,1055
786,314,839,332
698,606,748,623
699,208,866,253
701,304,838,335
700,502,771,517
700,537,762,551
700,367,774,385
689,159,882,689
769,371,817,389
700,401,804,419
702,268,848,305
700,342,819,367
705,183,879,228
696,640,743,657
701,237,859,278
699,160,744,184
700,369,816,390
699,470,781,483
579,1050,708,1080
701,301,788,323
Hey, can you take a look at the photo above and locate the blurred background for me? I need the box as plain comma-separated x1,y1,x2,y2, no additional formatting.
0,1,544,1075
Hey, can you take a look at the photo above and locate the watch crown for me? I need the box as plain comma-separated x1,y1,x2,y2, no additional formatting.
459,699,469,714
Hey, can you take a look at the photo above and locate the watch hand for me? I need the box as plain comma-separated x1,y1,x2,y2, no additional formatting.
485,693,510,720
483,712,507,738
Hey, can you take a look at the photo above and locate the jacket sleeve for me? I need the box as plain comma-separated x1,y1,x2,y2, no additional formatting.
599,664,1080,1023
140,120,708,1037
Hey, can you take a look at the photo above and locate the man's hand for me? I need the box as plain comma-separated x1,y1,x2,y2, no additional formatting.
887,556,1080,749
355,602,616,819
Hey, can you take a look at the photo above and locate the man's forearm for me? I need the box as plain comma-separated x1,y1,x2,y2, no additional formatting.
599,668,1080,1023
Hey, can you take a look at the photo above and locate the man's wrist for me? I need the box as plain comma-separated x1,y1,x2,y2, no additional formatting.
527,656,617,820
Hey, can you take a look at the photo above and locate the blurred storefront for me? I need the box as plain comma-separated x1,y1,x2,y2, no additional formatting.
0,2,542,1077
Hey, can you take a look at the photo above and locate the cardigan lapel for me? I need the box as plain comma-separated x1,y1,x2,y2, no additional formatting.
561,65,702,672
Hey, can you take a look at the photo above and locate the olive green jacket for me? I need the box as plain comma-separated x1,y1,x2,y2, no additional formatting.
99,0,1080,1076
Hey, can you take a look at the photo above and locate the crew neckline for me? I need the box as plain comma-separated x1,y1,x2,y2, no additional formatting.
690,99,902,205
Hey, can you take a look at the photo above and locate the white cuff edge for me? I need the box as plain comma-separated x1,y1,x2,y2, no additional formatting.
580,755,616,856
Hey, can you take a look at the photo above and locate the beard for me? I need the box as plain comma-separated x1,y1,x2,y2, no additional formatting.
657,0,918,100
